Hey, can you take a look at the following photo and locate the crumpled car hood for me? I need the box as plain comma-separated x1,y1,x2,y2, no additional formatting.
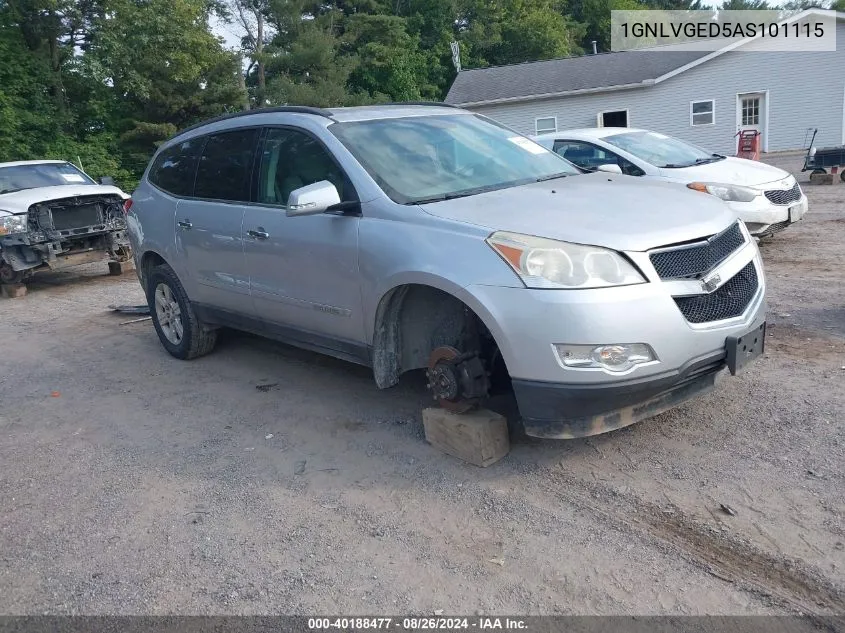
417,172,738,252
0,185,128,216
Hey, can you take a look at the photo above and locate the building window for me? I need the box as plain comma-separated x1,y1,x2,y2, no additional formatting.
598,110,628,127
535,117,557,135
690,100,715,126
741,97,760,126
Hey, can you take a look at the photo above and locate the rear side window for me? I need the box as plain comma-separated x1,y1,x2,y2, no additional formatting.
194,128,259,202
149,137,204,196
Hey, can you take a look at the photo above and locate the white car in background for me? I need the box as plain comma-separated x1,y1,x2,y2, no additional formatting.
0,160,131,285
534,128,808,238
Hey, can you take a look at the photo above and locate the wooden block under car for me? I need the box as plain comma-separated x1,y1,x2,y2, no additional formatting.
1,283,27,298
422,407,510,467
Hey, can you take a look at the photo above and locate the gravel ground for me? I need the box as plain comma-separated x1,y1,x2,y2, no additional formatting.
0,154,843,616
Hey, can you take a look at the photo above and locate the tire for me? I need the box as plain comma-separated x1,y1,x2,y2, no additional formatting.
811,168,826,176
0,261,24,285
840,171,845,183
147,263,217,360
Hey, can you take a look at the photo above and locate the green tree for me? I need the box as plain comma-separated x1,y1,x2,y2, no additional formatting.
780,0,837,10
344,14,435,101
88,0,245,164
720,0,770,8
0,21,62,160
458,0,583,67
570,0,647,53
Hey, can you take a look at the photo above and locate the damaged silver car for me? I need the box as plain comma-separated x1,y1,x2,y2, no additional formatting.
0,160,132,284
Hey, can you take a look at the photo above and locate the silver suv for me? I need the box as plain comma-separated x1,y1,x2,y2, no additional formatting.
127,104,767,439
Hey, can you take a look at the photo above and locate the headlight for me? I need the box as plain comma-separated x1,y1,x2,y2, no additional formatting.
687,182,758,202
0,213,28,236
486,231,646,289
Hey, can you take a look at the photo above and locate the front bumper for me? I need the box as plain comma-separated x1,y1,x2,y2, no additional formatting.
727,193,808,236
0,229,131,274
459,232,766,439
513,351,726,438
512,316,770,438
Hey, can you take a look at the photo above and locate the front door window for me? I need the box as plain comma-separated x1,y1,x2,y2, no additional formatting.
258,128,348,205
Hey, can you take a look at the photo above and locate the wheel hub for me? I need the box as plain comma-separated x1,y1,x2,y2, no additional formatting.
154,283,184,345
425,346,489,413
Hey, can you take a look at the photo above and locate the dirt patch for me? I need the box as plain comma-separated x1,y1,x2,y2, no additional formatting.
766,324,845,360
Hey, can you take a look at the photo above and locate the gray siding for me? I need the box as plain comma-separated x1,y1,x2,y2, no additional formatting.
470,20,845,154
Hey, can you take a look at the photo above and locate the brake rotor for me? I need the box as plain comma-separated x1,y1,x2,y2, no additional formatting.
426,346,477,414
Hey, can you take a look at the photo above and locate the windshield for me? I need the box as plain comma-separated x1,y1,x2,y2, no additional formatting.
603,131,724,169
0,162,95,195
329,114,581,204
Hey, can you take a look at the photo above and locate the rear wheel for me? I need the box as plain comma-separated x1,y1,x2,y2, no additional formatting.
840,170,845,183
147,263,217,359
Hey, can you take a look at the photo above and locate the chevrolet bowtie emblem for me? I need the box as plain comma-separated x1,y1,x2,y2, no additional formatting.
702,272,721,293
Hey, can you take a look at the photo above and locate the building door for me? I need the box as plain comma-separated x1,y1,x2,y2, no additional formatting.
737,92,767,151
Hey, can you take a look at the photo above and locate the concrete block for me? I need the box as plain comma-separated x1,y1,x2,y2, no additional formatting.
422,407,510,467
1,283,27,299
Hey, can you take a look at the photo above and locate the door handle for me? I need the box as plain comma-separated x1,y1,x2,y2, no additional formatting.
177,220,193,229
248,228,270,240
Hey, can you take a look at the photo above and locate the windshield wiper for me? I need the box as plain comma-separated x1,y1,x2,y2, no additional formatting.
0,187,29,195
410,194,447,205
661,163,694,169
411,184,509,205
535,172,572,182
693,154,727,165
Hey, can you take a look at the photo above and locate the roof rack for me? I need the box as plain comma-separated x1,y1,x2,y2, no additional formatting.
376,101,459,108
169,101,458,143
173,106,334,138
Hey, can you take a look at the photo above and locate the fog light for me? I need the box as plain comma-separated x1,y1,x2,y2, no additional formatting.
554,343,656,373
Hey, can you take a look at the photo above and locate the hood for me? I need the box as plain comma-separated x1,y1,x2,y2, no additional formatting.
0,184,128,215
657,156,791,187
418,173,737,252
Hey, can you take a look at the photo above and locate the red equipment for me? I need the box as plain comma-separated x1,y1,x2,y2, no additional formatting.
736,130,761,161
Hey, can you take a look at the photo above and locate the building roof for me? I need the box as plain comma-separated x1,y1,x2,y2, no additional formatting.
445,9,845,107
444,50,707,107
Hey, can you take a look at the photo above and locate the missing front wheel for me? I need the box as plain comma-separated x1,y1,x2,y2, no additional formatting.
425,346,490,414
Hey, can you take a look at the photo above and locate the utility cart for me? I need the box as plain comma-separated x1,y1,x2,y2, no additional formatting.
802,128,845,182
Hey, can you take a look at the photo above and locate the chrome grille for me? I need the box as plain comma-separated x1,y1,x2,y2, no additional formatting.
650,222,745,280
764,183,801,205
674,262,758,323
758,219,790,237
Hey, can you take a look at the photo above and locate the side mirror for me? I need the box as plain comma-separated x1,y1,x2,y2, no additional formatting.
596,163,623,174
286,180,342,217
99,176,116,186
